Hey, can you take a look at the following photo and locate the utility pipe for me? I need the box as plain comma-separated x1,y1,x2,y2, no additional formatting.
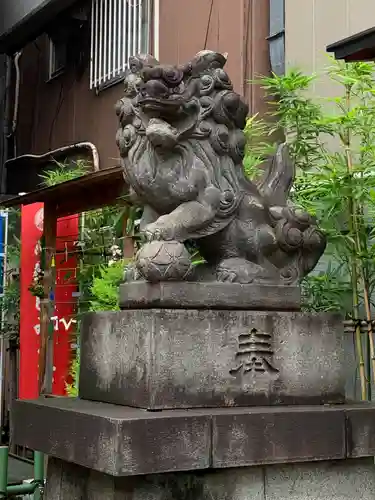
4,142,100,173
31,450,45,500
6,482,39,496
1,56,13,194
0,446,8,497
10,52,22,139
0,447,44,498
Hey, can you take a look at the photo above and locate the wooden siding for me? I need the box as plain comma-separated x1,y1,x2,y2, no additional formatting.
15,0,270,169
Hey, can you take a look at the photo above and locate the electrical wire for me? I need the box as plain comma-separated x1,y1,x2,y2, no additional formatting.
243,0,251,99
48,82,64,149
31,42,42,152
48,68,78,149
203,0,214,49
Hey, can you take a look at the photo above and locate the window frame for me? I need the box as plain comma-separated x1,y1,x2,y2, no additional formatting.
89,0,153,92
47,37,67,82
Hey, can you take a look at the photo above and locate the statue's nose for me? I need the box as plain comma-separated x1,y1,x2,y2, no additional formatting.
144,79,169,98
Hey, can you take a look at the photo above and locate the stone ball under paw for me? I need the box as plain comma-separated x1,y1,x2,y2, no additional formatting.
135,240,192,283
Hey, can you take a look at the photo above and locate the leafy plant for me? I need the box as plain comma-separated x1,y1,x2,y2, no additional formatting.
65,356,79,397
89,260,125,312
247,59,375,399
301,266,352,313
37,159,139,396
0,208,21,340
39,159,89,187
67,201,139,396
243,113,276,179
0,280,21,340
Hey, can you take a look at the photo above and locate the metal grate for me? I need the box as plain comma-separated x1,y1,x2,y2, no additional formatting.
90,0,151,89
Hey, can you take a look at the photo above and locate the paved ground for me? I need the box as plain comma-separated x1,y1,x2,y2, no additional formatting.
8,456,33,485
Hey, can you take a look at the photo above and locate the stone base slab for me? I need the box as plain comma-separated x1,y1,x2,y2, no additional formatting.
44,456,375,500
78,310,347,409
12,397,375,477
119,282,301,311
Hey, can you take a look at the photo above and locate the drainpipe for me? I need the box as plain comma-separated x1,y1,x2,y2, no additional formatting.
267,0,285,76
0,55,14,445
5,142,100,173
10,51,22,156
1,56,13,194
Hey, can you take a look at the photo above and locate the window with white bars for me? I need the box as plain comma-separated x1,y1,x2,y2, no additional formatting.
90,0,151,90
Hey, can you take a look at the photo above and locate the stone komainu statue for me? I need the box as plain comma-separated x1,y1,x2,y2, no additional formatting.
115,51,326,284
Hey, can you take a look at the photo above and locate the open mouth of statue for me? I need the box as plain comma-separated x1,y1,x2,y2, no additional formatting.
138,77,188,118
139,96,184,114
143,103,198,149
138,81,200,147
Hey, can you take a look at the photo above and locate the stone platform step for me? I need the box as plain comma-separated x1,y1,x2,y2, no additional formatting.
13,397,375,477
119,282,301,311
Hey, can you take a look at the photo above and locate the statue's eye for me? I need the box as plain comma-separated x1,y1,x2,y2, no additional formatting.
200,75,214,93
201,75,212,86
171,82,184,93
220,190,234,207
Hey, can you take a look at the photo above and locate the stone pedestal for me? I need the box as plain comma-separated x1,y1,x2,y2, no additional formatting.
79,283,348,409
11,282,375,499
12,398,375,499
78,309,347,409
44,456,375,500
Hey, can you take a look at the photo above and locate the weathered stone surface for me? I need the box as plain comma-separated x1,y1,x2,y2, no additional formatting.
44,458,264,500
13,398,211,476
115,468,264,500
13,398,375,476
87,470,115,500
44,456,375,499
119,282,301,310
265,458,375,500
346,404,375,457
43,458,88,500
212,406,346,468
79,309,347,409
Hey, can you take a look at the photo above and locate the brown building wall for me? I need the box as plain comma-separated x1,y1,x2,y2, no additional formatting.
16,0,270,170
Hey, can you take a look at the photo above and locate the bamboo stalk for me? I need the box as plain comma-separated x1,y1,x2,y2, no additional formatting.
350,202,371,399
344,86,368,400
344,152,366,398
361,283,375,390
351,263,367,400
354,323,367,400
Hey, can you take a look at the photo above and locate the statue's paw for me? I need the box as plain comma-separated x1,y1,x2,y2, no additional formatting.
143,226,163,242
217,269,238,283
142,222,174,242
216,258,280,285
216,258,257,284
123,262,142,282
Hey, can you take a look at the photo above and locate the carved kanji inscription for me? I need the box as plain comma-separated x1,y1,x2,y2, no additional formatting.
230,328,279,376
